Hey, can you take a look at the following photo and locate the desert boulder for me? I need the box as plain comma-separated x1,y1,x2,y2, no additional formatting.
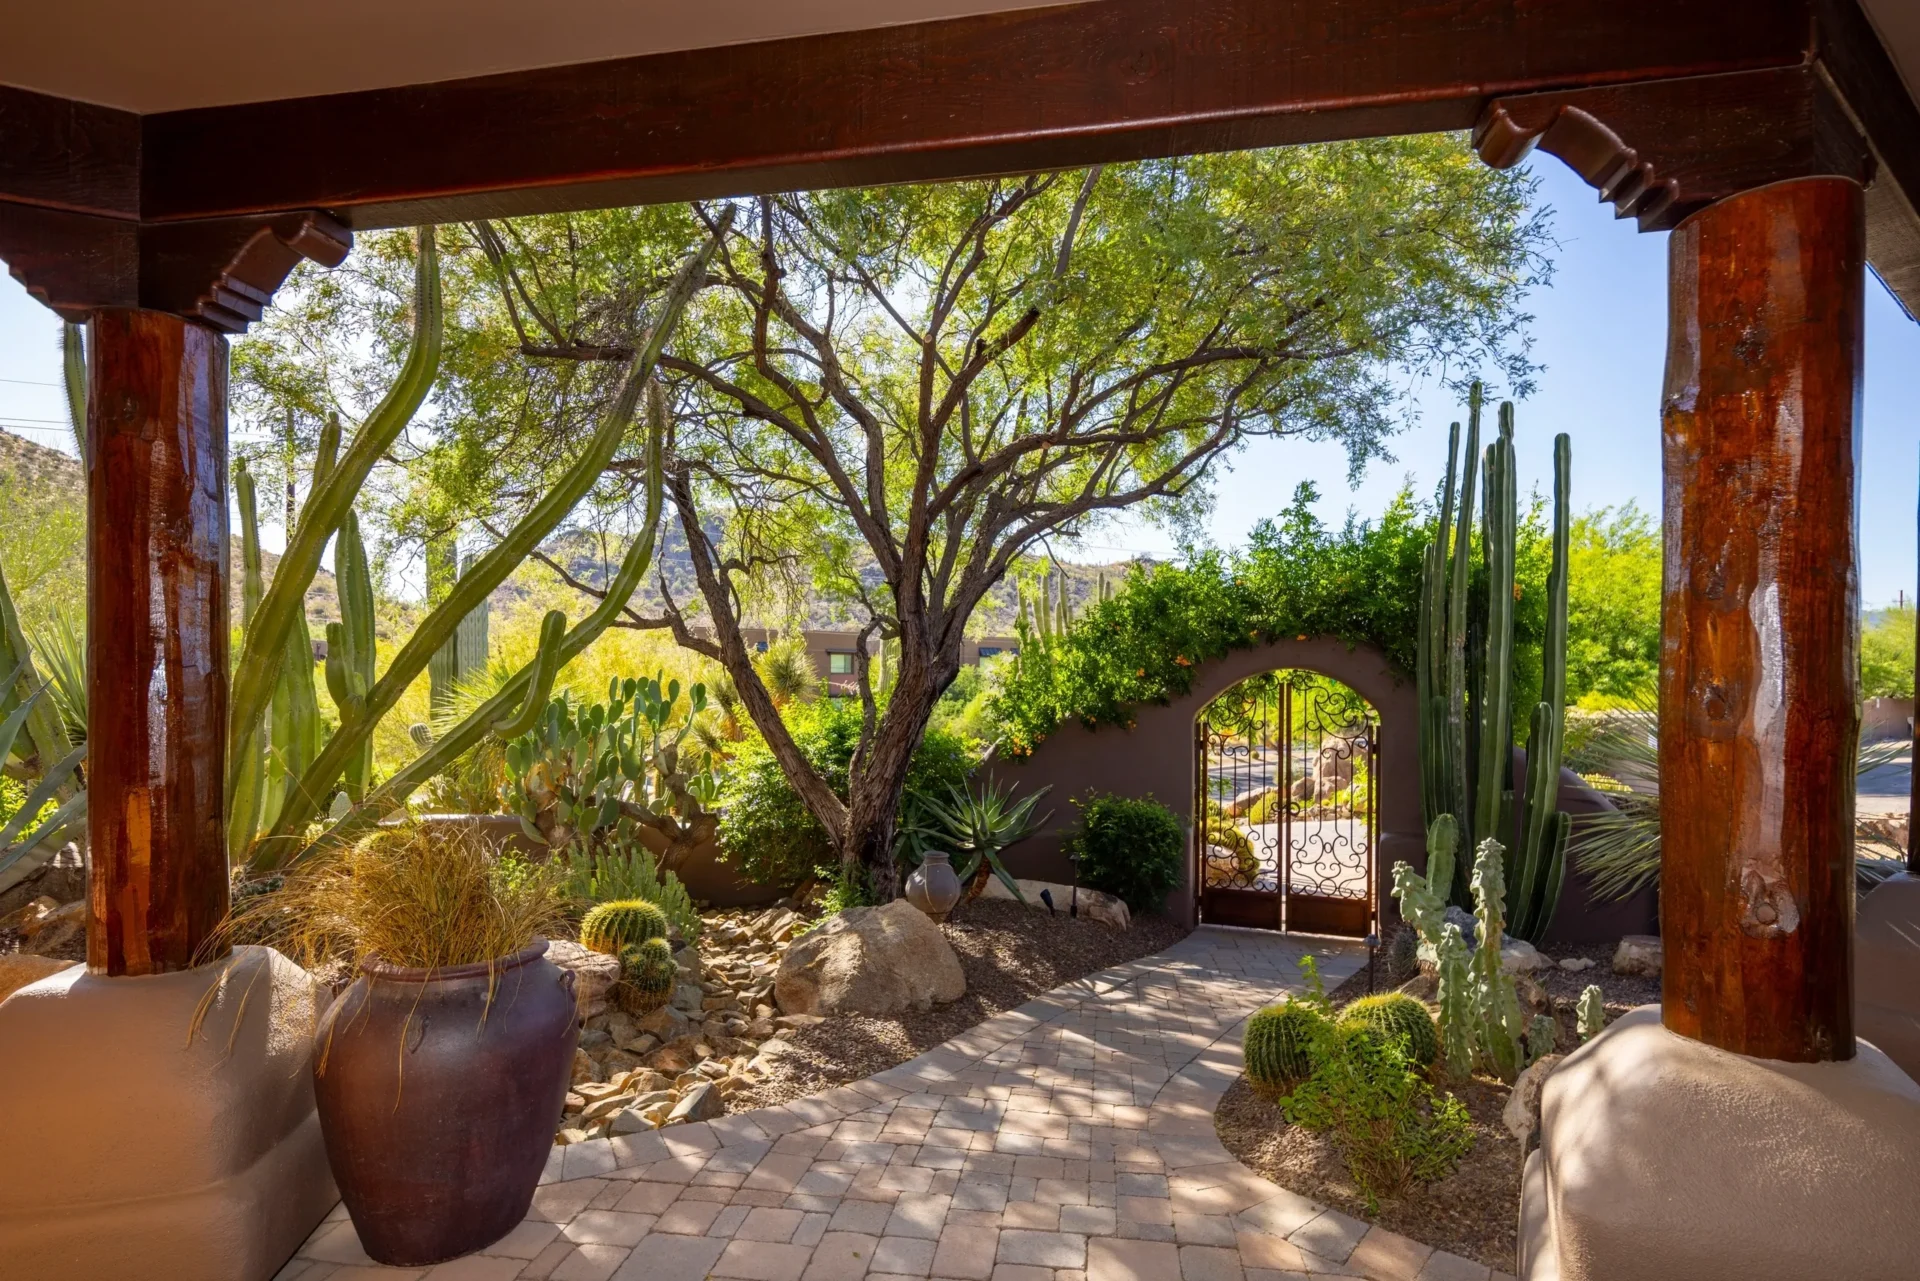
775,899,966,1016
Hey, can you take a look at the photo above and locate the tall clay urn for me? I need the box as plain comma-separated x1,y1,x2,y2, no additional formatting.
312,938,577,1265
905,849,964,922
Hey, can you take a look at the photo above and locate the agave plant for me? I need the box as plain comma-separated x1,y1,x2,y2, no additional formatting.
899,779,1051,903
1570,692,1907,898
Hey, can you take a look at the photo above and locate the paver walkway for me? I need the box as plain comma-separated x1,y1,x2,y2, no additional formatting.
280,927,1512,1281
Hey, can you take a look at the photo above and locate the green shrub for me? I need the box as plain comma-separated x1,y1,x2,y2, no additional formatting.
1282,1020,1474,1213
1245,999,1325,1093
717,699,974,887
580,899,668,955
987,484,1553,753
1337,993,1440,1068
563,831,701,941
1065,792,1184,912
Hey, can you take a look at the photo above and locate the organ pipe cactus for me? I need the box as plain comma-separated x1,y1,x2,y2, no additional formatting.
1414,383,1574,941
254,211,730,861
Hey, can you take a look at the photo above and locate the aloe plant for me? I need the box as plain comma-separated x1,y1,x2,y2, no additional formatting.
898,779,1052,903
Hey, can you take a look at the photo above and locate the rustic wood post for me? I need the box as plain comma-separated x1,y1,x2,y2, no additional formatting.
1659,176,1864,1062
86,309,231,976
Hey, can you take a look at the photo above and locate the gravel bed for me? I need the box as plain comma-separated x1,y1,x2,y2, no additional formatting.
1216,1071,1520,1271
729,897,1189,1110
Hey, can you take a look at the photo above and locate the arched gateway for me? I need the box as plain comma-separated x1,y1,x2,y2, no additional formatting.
1196,670,1380,937
992,636,1421,931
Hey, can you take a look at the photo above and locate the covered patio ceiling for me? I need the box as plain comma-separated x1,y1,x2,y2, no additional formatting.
3,0,1920,324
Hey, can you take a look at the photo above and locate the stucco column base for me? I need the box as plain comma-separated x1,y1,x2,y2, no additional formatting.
1517,1006,1920,1281
0,945,338,1280
1857,872,1920,1082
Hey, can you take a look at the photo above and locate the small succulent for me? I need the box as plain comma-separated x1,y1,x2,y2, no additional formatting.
1576,984,1607,1043
615,937,679,1015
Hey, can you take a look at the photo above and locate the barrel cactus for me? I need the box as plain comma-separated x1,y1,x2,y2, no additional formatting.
580,899,668,956
1336,992,1440,1068
1245,999,1325,1093
615,937,679,1014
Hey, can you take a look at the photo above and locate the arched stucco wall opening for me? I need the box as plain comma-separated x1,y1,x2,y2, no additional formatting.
986,636,1422,931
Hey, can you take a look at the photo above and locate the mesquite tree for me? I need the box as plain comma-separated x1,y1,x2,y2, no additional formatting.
244,140,1546,894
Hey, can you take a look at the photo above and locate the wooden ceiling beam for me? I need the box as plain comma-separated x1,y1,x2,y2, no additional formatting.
135,0,1810,229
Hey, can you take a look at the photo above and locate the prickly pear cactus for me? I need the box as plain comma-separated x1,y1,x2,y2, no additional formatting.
580,899,668,956
1576,984,1607,1043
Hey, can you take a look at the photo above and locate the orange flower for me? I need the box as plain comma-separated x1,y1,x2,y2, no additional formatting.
1174,656,1192,667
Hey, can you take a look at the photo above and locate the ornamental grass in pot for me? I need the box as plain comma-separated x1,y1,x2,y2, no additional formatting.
229,825,575,1266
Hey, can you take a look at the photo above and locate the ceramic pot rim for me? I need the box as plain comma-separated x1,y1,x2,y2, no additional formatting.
359,936,550,982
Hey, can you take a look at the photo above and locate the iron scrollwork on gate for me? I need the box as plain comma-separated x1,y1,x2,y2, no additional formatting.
1195,669,1378,937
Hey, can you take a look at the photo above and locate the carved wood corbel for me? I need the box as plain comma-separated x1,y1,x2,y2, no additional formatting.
0,203,350,332
1473,67,1871,232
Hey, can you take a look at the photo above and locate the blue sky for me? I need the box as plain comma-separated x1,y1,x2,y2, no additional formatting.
4,157,1918,603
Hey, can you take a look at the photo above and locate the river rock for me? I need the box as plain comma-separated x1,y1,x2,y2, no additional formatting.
1501,938,1550,975
775,899,965,1016
1504,1053,1565,1146
979,876,1131,930
1613,934,1663,977
548,939,622,1021
1558,956,1597,972
667,1081,724,1124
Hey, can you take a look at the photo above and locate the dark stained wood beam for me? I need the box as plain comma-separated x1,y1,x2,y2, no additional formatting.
87,309,231,976
1814,0,1920,318
137,0,1811,230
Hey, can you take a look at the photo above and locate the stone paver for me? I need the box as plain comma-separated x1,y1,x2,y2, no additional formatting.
285,928,1505,1281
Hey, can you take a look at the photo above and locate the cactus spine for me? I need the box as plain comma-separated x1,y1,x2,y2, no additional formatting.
580,898,669,955
1414,383,1573,939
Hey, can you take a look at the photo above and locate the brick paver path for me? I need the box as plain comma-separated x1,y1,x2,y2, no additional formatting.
281,927,1512,1281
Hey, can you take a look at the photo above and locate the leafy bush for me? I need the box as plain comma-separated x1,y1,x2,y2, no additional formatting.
989,485,1518,751
1337,993,1440,1068
1862,605,1914,700
718,698,974,887
1065,792,1185,912
1282,1019,1474,1213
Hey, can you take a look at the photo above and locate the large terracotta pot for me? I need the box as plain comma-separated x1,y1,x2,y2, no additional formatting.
312,937,577,1265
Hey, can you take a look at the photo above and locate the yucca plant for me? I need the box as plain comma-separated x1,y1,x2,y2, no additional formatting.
897,778,1052,903
1570,692,1907,899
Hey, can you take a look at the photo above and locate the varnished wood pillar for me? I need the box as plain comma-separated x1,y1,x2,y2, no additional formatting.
86,309,230,976
1660,176,1865,1061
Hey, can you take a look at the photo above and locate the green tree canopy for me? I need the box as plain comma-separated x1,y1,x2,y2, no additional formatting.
234,136,1549,888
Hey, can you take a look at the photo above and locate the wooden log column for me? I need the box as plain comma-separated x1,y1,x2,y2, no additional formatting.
1659,176,1865,1061
86,310,231,977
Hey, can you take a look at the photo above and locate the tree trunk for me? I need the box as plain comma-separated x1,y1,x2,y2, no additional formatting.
843,643,955,900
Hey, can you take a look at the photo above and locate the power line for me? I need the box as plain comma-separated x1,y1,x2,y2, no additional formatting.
0,376,60,388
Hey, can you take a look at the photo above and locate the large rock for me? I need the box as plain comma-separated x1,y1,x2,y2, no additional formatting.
775,899,965,1016
548,939,622,1021
978,876,1131,930
1613,934,1663,977
1504,1052,1564,1146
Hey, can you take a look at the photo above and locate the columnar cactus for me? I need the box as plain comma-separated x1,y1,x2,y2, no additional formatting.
1576,984,1607,1043
616,938,679,1014
1244,1000,1324,1094
1336,993,1439,1068
1526,1013,1558,1064
579,899,669,956
1414,384,1574,940
1470,839,1528,1082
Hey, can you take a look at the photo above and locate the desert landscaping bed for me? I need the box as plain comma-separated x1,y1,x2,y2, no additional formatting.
1217,925,1662,1272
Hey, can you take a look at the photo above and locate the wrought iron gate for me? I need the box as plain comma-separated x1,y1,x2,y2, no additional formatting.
1194,670,1378,936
